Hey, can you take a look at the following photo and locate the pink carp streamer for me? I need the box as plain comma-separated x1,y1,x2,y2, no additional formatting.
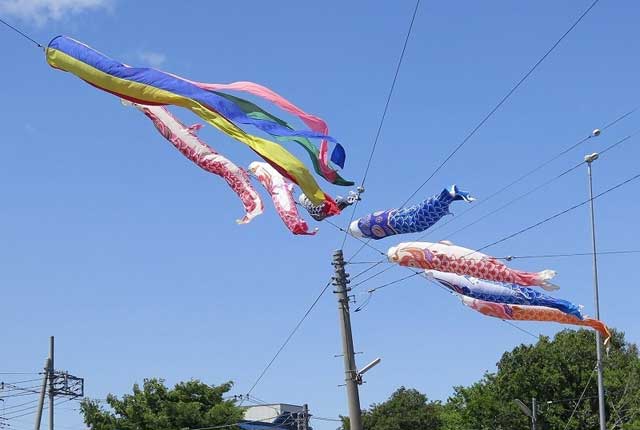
460,296,611,346
248,162,317,236
189,81,338,182
388,241,559,291
127,101,264,224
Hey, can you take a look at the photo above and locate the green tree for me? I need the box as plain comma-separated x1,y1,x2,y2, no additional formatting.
445,329,640,430
341,387,443,430
80,378,243,430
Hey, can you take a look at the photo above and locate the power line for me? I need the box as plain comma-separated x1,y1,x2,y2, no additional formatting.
0,379,43,385
326,200,552,335
501,320,541,340
414,107,639,241
475,171,640,254
600,107,639,131
242,280,333,401
0,17,43,48
312,416,342,422
353,294,373,313
347,261,390,265
324,219,385,258
351,265,397,289
245,394,271,405
345,238,376,263
361,271,420,294
1,400,39,411
562,365,597,430
351,268,544,342
3,404,42,417
345,109,634,266
502,250,640,260
355,269,442,312
188,416,282,430
351,260,386,281
340,0,422,249
4,398,77,420
445,160,585,241
370,132,636,288
437,131,638,241
321,209,390,275
240,396,307,429
329,174,640,339
3,417,84,430
0,392,39,399
608,367,639,426
547,395,599,405
264,172,600,398
0,397,78,418
240,209,388,404
360,0,421,188
239,397,282,417
324,220,392,285
599,130,638,156
480,110,635,205
0,374,38,376
241,206,382,402
399,0,602,209
1,385,42,394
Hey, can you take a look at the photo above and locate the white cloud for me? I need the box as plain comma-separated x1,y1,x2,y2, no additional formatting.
24,123,37,134
138,51,167,68
0,0,110,24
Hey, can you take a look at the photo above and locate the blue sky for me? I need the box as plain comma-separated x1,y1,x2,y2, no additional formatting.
1,1,639,429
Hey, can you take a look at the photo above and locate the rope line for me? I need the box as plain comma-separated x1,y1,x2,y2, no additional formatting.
340,0,422,249
0,17,43,48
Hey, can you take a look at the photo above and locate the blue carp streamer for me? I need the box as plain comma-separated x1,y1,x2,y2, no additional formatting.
427,270,583,319
349,185,474,240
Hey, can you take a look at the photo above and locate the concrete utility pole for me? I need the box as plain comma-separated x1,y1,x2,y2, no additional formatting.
332,250,363,430
34,358,50,430
585,152,607,430
48,337,54,430
296,404,309,430
302,404,309,430
34,337,84,430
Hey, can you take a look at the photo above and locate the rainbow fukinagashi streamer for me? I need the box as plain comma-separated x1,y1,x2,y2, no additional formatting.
187,81,352,186
46,35,338,212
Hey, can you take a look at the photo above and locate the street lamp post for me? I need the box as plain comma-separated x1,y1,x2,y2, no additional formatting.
514,398,537,430
585,152,607,430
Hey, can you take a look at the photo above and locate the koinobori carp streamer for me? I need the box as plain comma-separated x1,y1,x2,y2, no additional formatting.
249,162,317,236
298,189,362,221
426,270,581,319
126,101,264,224
388,241,559,291
459,296,610,345
349,185,474,240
